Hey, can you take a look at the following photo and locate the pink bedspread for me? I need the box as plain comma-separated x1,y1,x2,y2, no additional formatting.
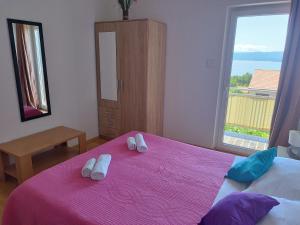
2,132,234,225
23,106,43,119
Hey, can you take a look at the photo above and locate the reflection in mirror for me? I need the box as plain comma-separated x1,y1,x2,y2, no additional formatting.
7,19,51,122
99,32,118,101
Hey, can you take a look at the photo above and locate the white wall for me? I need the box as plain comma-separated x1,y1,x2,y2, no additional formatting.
0,0,287,148
115,0,287,148
0,0,106,143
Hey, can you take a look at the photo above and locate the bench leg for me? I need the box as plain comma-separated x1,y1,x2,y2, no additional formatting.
78,133,87,154
16,155,33,183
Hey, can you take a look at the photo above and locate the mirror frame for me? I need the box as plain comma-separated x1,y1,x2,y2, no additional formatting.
7,18,51,122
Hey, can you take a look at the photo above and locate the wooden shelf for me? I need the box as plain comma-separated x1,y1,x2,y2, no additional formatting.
4,165,17,178
4,147,79,180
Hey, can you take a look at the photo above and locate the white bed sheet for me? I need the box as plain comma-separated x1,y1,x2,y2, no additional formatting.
213,156,248,205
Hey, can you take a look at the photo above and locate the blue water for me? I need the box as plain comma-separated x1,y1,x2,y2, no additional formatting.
231,60,282,76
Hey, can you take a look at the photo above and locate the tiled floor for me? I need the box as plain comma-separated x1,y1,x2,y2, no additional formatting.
223,131,268,151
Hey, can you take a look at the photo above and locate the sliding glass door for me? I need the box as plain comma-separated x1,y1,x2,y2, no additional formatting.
216,3,290,154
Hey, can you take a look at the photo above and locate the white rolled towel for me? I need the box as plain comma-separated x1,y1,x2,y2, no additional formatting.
127,137,137,150
135,133,148,153
81,158,96,178
91,154,112,181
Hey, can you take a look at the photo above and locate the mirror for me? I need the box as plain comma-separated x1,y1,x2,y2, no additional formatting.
7,19,51,122
99,32,118,101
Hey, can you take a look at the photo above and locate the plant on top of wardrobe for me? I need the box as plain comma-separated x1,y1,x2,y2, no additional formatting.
118,0,138,20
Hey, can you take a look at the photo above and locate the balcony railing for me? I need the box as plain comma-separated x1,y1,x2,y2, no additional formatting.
225,93,275,131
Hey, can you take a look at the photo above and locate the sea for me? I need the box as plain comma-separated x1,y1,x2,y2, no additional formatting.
231,47,284,77
231,60,282,76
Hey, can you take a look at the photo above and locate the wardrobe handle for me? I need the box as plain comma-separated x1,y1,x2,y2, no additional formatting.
118,80,124,92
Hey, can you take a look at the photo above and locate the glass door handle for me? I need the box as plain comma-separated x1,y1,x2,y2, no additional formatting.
118,80,124,92
223,87,230,97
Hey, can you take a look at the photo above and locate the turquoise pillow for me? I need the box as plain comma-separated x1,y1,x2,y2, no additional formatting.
226,147,277,183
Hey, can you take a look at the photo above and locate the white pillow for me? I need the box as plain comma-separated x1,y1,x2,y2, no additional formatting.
245,157,300,200
258,197,300,225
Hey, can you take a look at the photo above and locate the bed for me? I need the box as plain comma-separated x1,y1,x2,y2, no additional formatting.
23,105,43,119
214,157,300,225
2,131,234,225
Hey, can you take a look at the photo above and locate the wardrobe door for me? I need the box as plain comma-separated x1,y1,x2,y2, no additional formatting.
95,23,121,138
146,21,166,135
118,21,148,133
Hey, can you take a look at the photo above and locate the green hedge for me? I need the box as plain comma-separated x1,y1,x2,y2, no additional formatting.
224,124,270,139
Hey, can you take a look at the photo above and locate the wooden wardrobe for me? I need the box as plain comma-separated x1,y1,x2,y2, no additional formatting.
95,19,166,139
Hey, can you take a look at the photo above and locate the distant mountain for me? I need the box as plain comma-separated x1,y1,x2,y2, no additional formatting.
233,52,283,62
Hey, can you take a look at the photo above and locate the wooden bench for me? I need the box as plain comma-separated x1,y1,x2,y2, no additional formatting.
0,126,86,183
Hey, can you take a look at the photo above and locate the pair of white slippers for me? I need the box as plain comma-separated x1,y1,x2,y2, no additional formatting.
127,133,148,153
81,154,112,181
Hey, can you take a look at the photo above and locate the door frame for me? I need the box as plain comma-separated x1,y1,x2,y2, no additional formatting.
214,2,291,155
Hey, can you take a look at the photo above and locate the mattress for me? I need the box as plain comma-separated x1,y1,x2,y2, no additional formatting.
2,132,234,225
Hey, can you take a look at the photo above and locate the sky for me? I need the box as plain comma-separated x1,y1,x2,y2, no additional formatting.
234,14,289,52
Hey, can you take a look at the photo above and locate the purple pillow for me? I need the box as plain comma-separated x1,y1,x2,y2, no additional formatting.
199,192,279,225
